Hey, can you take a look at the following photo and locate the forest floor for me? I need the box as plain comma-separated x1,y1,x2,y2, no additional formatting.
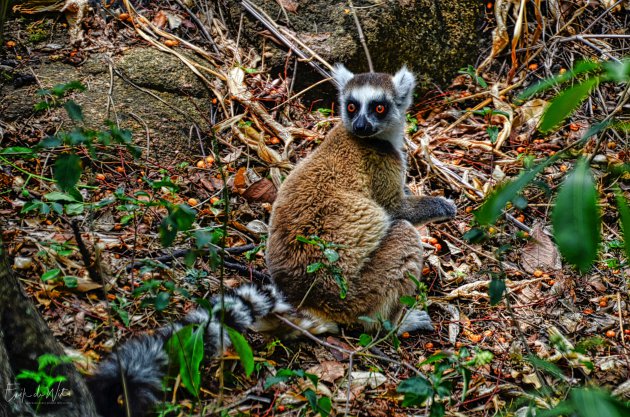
1,1,629,416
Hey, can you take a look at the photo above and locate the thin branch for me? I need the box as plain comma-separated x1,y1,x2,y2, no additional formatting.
273,313,425,377
239,0,333,81
172,0,220,54
347,0,373,72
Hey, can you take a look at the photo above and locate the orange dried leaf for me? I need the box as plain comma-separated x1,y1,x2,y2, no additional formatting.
153,10,168,28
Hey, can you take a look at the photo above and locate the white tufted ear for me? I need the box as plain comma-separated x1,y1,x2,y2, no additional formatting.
332,63,354,91
392,66,416,108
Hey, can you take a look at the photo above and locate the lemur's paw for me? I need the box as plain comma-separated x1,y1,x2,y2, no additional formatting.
434,197,457,222
397,309,433,335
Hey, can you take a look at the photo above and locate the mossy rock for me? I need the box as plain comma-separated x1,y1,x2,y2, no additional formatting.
225,0,482,90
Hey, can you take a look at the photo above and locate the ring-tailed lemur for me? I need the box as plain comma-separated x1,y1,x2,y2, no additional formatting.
266,64,456,333
87,65,457,417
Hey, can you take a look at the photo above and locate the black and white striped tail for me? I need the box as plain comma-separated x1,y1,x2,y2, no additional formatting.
87,284,290,417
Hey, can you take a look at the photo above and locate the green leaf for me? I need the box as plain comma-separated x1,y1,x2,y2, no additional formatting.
0,147,35,155
34,101,52,111
419,352,449,366
306,262,324,273
54,154,82,193
112,305,130,327
430,402,446,417
517,60,600,102
39,135,62,148
172,204,196,230
166,324,192,361
462,227,486,243
358,333,372,347
460,368,471,401
166,325,204,396
539,77,599,133
399,295,416,308
180,325,204,396
226,327,254,377
323,248,339,263
570,388,630,417
63,100,83,122
62,276,78,288
552,159,600,272
52,81,86,96
333,272,348,299
489,278,506,305
524,354,566,381
41,269,61,282
317,396,332,417
486,125,499,144
475,156,557,225
602,59,630,83
51,202,64,214
65,203,84,215
535,402,576,417
154,291,171,311
21,201,47,214
614,188,630,262
159,217,178,247
304,389,319,413
264,368,295,389
397,376,433,407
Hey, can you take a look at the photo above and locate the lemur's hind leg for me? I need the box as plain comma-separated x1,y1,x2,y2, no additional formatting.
318,220,429,333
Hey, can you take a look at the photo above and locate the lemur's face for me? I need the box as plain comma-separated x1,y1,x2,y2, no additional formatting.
333,65,416,143
340,85,398,138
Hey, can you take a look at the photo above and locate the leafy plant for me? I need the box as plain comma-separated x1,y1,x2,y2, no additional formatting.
472,59,630,277
516,349,630,417
166,324,205,397
34,80,86,112
518,59,629,132
226,326,254,377
16,354,73,412
265,368,332,417
297,235,348,299
458,65,488,88
40,268,79,288
132,278,190,311
406,113,419,134
472,106,510,144
3,82,140,216
397,348,493,417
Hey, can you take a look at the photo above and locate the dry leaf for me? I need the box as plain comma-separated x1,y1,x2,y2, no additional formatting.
346,371,387,389
513,99,547,132
152,10,168,29
306,361,346,383
276,0,299,12
521,223,562,274
243,178,277,203
233,167,248,192
75,277,103,292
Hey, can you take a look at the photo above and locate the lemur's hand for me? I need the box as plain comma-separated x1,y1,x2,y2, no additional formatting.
394,196,457,225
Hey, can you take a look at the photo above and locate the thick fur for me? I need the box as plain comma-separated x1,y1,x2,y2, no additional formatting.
267,65,456,331
88,65,456,417
87,284,290,417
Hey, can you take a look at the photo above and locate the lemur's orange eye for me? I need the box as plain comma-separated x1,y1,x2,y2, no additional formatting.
376,104,386,114
347,103,356,113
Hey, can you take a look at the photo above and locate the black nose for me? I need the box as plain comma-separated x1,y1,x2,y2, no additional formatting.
353,115,375,136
